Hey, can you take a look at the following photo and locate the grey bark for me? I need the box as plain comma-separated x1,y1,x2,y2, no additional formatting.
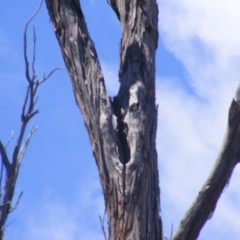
44,0,240,239
45,0,162,239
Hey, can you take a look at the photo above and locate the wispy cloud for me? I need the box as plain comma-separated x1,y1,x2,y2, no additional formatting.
24,199,103,240
6,181,105,240
157,0,240,238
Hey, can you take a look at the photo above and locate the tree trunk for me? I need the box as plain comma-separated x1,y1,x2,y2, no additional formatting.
45,0,162,239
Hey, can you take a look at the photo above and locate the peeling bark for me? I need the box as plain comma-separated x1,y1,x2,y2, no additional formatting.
45,0,162,239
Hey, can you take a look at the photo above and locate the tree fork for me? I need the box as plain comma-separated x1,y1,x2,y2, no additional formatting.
45,0,162,239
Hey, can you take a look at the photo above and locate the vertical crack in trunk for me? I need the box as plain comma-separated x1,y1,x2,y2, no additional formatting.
45,0,162,239
112,96,130,165
112,95,130,234
109,1,161,238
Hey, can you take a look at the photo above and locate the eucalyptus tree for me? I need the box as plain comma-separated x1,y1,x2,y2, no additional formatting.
45,1,240,239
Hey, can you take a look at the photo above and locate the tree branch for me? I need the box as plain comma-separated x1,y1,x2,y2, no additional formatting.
4,132,14,150
45,0,121,194
9,191,23,213
0,1,59,237
107,0,120,20
98,214,107,240
38,67,61,85
31,26,36,79
24,0,43,83
172,96,240,240
0,142,11,177
17,126,38,165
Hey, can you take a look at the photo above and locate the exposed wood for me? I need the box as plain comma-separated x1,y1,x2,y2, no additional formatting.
45,0,162,239
172,97,240,240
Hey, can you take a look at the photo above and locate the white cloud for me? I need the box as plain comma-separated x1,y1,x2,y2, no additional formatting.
158,0,240,99
9,183,105,240
157,0,240,238
6,205,103,240
159,0,240,63
25,202,80,240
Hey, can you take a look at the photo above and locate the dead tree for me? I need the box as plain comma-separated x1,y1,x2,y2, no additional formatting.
46,0,161,239
45,0,240,239
0,2,59,238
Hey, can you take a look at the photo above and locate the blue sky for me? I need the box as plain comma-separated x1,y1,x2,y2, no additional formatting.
1,1,240,239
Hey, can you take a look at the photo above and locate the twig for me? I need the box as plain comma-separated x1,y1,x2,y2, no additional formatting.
17,126,38,164
0,142,11,176
39,67,61,85
169,224,173,240
23,0,43,83
9,191,23,213
4,132,14,149
2,219,15,232
32,26,36,79
98,214,107,240
0,162,3,203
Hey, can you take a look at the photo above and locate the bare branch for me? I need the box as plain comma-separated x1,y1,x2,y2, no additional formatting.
98,215,107,240
2,219,15,233
17,126,38,164
0,163,4,202
4,132,14,150
21,86,30,121
38,67,62,85
0,1,60,237
172,97,240,240
170,224,173,240
9,191,23,213
23,0,43,83
32,26,37,79
0,142,11,176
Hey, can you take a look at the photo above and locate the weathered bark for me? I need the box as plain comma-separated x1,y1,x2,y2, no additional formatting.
172,95,240,240
45,0,162,239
